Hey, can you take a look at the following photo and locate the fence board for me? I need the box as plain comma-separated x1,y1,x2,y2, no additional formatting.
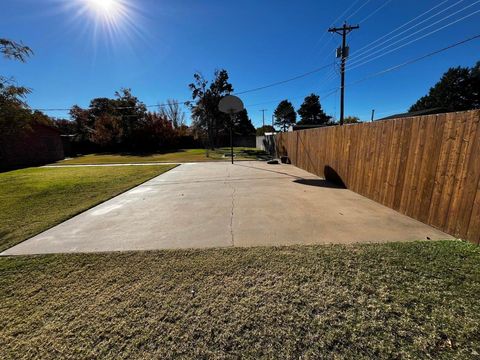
275,110,480,244
418,115,444,224
452,112,480,237
467,184,480,244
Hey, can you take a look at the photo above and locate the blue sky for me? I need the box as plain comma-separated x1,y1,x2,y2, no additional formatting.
1,0,479,126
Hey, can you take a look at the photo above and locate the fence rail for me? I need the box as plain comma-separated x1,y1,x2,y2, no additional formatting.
276,110,480,244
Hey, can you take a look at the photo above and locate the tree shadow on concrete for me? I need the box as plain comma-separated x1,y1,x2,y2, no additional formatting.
293,179,345,189
292,166,346,189
324,166,347,188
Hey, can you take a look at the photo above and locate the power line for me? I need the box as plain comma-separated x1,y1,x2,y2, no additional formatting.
29,8,480,116
315,34,337,58
249,33,480,116
314,0,364,55
34,100,190,112
246,88,339,109
348,33,480,85
352,0,466,59
35,62,338,113
331,0,365,25
234,63,332,95
347,0,374,21
349,0,479,66
357,0,395,24
349,8,480,70
117,32,476,120
36,3,354,113
351,0,451,56
34,66,334,112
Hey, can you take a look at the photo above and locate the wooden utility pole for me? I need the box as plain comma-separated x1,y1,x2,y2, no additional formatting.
260,109,267,127
328,22,359,126
371,109,375,122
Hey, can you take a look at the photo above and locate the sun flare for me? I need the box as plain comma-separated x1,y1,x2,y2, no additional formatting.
86,0,119,14
83,0,124,21
58,0,147,49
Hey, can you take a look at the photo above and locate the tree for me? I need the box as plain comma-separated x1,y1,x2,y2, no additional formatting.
297,93,330,125
159,99,186,128
256,125,275,136
409,62,480,113
132,112,176,151
344,116,360,124
189,69,233,148
0,38,33,109
53,119,77,135
113,88,147,147
90,114,123,148
274,100,296,132
1,39,33,62
70,105,93,143
69,89,183,152
233,109,255,136
0,38,34,140
70,88,148,150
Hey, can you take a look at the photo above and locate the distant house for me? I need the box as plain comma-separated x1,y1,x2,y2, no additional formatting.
0,123,64,170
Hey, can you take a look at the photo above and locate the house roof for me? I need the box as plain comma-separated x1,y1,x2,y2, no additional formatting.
377,108,447,121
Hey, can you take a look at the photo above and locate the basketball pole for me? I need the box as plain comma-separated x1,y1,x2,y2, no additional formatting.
218,95,244,165
230,111,234,165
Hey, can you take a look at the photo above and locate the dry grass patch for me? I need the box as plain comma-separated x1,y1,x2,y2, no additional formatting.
1,241,479,358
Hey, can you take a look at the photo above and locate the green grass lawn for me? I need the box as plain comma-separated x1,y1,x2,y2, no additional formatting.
1,241,479,358
0,165,175,252
57,148,270,165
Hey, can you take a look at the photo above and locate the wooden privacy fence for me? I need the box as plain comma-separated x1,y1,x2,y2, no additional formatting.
276,110,480,244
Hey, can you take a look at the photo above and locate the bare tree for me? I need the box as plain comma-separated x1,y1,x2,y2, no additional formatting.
0,38,33,139
1,38,33,62
159,99,186,128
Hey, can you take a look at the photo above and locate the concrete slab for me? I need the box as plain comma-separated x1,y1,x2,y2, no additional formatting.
2,162,452,255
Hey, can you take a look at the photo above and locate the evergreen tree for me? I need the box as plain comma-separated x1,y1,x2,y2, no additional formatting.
409,62,480,113
233,109,255,135
273,100,296,132
297,93,330,125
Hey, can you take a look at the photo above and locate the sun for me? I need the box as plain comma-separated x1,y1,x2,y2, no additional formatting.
56,0,148,50
86,0,119,14
84,0,124,20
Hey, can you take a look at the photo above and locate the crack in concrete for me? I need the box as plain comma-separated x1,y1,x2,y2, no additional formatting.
229,186,236,246
226,166,235,247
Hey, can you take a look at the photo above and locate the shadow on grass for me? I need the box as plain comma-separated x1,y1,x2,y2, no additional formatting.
237,149,272,160
66,149,190,159
109,149,189,157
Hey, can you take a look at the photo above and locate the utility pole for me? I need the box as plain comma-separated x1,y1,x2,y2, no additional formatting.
260,109,267,127
328,22,359,126
371,109,375,122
